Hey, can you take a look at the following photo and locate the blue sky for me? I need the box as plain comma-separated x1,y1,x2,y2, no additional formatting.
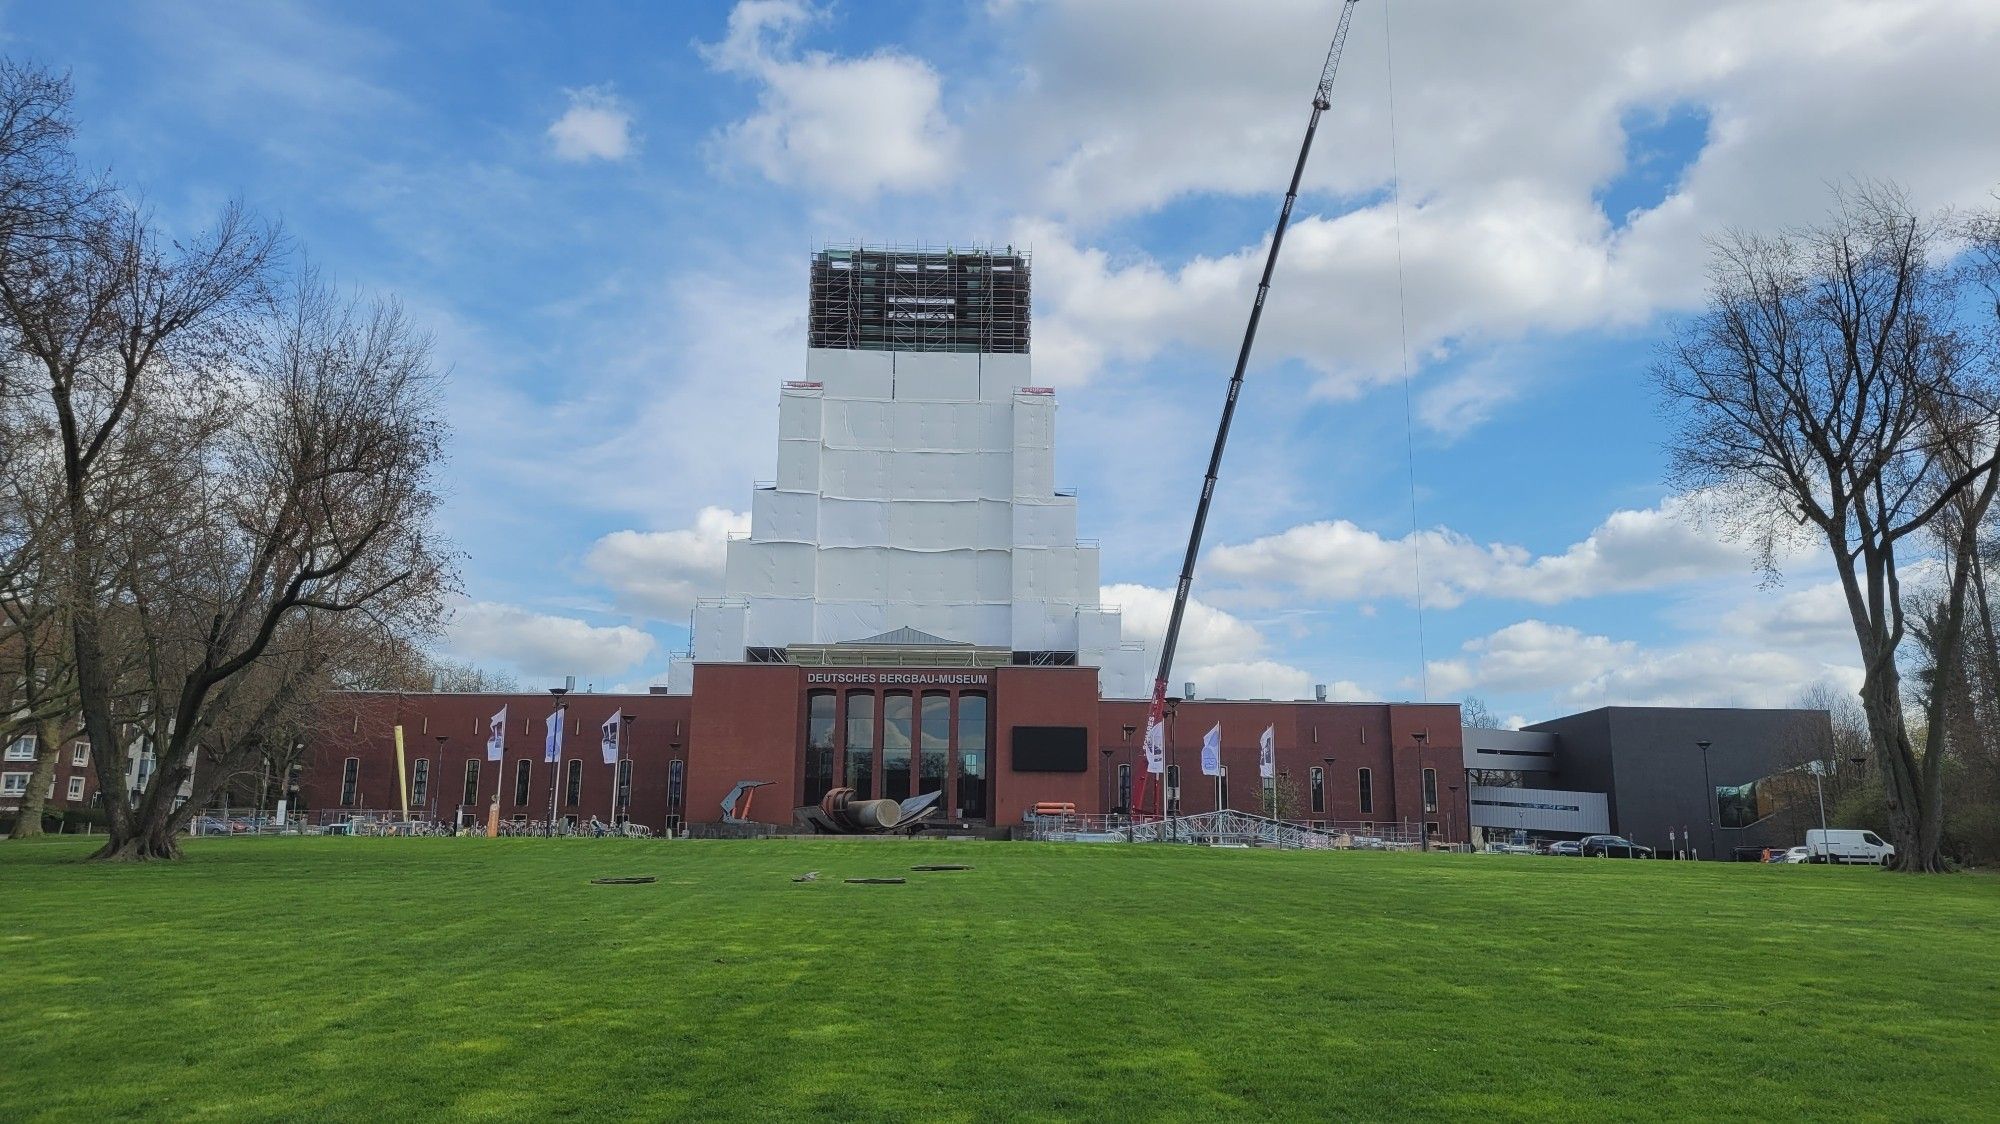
14,0,2000,722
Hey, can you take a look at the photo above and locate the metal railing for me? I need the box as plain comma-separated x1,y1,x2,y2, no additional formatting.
1023,810,1430,849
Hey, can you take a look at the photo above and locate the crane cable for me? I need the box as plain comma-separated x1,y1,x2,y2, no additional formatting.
1383,0,1430,701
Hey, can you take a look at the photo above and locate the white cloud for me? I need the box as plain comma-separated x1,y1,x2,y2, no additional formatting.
1426,618,1862,711
1102,582,1368,700
702,1,956,197
993,0,2000,399
443,601,656,680
1207,493,1792,609
584,507,750,620
547,85,636,161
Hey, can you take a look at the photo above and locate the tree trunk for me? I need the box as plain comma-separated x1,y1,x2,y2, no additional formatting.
88,814,184,860
7,717,65,839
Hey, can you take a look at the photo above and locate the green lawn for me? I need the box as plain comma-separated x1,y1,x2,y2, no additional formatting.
2,839,1995,1122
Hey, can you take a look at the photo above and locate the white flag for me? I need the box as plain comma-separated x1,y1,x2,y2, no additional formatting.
544,709,564,764
1258,725,1276,780
601,709,623,766
486,706,507,762
1142,718,1165,774
1201,723,1223,777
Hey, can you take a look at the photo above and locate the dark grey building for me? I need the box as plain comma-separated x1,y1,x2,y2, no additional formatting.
1467,706,1834,859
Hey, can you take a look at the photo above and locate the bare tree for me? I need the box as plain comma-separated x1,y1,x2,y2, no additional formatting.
1458,696,1501,730
0,63,453,859
1657,183,2000,872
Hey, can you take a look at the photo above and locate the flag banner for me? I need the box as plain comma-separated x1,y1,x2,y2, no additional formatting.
1259,725,1276,780
544,709,565,764
487,706,507,761
1201,723,1223,777
1142,718,1166,774
601,709,624,765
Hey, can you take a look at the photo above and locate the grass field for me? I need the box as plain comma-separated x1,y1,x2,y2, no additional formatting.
2,839,1996,1122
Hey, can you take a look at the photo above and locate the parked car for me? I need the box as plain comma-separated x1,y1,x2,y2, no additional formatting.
1775,846,1811,864
1806,828,1895,865
1580,834,1655,858
1547,840,1582,856
192,816,232,836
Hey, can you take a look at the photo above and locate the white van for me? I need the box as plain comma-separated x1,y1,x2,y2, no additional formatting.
1805,828,1895,865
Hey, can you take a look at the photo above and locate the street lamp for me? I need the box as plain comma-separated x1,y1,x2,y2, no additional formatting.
433,735,447,822
547,687,569,830
1412,731,1429,851
1697,739,1716,860
619,713,638,827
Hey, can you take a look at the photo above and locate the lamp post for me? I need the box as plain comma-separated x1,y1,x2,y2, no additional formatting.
1412,731,1429,851
1100,747,1115,820
1697,739,1716,860
618,713,637,827
433,736,447,823
547,687,569,832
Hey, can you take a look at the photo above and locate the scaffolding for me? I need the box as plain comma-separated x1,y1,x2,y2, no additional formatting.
809,244,1030,354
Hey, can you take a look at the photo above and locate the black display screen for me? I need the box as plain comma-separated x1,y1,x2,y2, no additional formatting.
1011,726,1089,772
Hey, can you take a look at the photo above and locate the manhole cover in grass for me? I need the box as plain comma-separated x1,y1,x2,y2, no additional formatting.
844,877,907,885
590,876,657,885
911,864,973,871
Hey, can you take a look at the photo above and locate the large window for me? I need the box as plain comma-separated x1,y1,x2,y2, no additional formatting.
668,759,684,810
1423,768,1439,814
883,692,913,802
4,735,34,762
67,775,85,801
844,692,874,800
1117,762,1132,814
919,693,950,802
411,759,430,806
1357,767,1373,815
564,759,583,806
957,693,988,819
618,760,635,818
1310,766,1325,813
71,743,89,767
805,691,836,805
462,760,481,808
340,757,359,806
1166,764,1182,814
513,759,531,806
1,772,26,796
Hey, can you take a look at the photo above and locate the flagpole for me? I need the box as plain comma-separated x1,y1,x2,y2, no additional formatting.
546,689,568,834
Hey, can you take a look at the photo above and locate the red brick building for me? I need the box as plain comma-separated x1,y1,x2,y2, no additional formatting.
303,665,1465,838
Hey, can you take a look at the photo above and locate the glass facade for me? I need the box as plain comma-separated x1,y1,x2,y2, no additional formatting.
958,694,988,819
461,760,480,809
919,692,950,802
513,759,531,806
844,692,874,799
883,693,913,802
806,691,836,805
1423,767,1438,814
565,759,583,806
340,758,358,806
667,759,684,810
1310,766,1325,813
1358,767,1373,814
411,758,429,806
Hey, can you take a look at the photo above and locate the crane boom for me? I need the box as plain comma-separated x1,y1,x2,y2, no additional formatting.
1136,1,1361,818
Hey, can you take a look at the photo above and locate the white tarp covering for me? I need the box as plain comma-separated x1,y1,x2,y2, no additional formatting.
726,539,817,598
778,390,823,440
1011,499,1077,549
806,348,893,398
751,488,817,543
776,437,820,491
895,351,977,401
979,353,1033,402
743,596,814,648
698,346,1134,661
692,601,747,661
